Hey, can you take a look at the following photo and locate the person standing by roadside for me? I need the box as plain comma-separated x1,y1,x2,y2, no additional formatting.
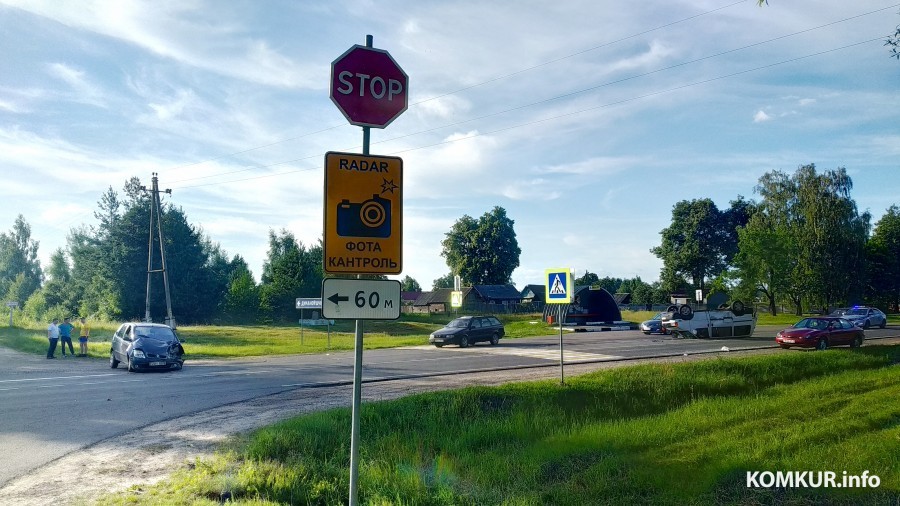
77,316,90,357
58,317,75,357
47,319,60,359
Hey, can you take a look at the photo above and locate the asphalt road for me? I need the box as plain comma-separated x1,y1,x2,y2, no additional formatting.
1,324,898,487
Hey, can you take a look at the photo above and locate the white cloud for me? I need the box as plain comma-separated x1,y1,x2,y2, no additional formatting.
542,156,639,176
607,39,677,73
753,110,772,123
45,62,107,107
500,178,561,201
0,99,22,113
411,94,471,121
7,0,321,89
798,98,816,106
148,89,196,121
402,130,499,198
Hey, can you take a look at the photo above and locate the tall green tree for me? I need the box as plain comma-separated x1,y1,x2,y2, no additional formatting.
734,212,793,316
40,248,79,314
441,207,520,285
258,231,322,323
735,165,868,314
866,205,900,310
400,275,421,292
67,178,243,323
0,215,43,303
793,165,869,309
651,199,730,293
432,273,454,290
222,259,259,324
574,271,600,287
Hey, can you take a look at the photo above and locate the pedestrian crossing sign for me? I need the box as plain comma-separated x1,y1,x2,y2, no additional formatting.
545,268,573,304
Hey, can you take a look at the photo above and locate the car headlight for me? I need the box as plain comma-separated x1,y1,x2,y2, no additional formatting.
132,349,146,358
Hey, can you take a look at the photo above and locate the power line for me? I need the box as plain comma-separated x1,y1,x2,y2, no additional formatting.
170,37,885,191
159,0,749,180
168,3,898,186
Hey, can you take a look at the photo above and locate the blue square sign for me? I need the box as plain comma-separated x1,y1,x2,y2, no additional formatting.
545,268,572,304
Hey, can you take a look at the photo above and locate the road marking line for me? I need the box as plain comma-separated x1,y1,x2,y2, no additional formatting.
463,347,621,362
397,344,621,362
0,373,118,384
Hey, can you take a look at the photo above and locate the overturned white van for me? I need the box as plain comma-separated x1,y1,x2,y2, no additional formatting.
660,302,757,338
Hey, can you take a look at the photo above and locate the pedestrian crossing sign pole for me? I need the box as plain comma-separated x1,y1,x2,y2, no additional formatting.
544,268,573,385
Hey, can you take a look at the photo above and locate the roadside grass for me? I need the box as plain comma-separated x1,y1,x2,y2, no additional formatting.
0,323,120,358
0,314,558,360
98,345,900,505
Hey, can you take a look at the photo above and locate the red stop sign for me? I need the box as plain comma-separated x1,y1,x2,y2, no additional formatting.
330,45,408,128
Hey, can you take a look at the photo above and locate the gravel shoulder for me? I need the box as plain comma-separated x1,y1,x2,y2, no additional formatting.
1,341,896,506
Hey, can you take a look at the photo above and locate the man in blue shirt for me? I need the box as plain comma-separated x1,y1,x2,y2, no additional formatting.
58,317,75,357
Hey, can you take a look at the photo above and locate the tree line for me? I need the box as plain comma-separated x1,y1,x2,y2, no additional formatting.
0,177,433,326
3,165,897,325
0,178,326,325
652,165,899,315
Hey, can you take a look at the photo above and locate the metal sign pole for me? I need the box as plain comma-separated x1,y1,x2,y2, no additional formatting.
558,304,565,385
300,309,304,345
348,34,374,506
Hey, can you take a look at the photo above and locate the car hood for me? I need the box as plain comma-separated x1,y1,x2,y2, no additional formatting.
641,320,660,326
134,337,183,355
779,328,820,339
433,327,464,337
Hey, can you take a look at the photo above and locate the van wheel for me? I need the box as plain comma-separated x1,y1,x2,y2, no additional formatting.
666,305,678,314
678,305,693,318
732,300,745,316
490,333,500,346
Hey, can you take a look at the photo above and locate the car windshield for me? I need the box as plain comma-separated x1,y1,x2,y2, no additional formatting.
651,312,663,320
446,318,470,328
794,318,828,330
135,327,177,342
844,308,867,316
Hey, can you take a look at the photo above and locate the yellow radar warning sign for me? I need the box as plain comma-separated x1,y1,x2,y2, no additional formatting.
323,151,402,274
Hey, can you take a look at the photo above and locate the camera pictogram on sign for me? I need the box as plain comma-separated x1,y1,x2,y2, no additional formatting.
337,194,391,238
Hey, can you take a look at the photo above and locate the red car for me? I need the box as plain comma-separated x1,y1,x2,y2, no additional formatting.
775,317,864,350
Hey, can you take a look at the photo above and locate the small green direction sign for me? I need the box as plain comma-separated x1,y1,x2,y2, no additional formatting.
545,268,573,304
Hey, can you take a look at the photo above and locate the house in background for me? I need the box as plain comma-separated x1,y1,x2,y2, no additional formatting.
520,284,545,304
412,288,475,313
411,284,522,313
471,284,522,305
401,291,422,306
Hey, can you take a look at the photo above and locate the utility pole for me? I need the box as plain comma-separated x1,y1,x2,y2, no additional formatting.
143,173,176,329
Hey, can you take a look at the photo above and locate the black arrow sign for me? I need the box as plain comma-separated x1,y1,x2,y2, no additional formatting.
327,293,349,305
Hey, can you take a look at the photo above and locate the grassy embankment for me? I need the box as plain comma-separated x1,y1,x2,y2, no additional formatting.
97,345,900,505
2,311,895,360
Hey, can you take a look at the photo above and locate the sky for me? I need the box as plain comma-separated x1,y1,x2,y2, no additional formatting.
1,0,898,292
